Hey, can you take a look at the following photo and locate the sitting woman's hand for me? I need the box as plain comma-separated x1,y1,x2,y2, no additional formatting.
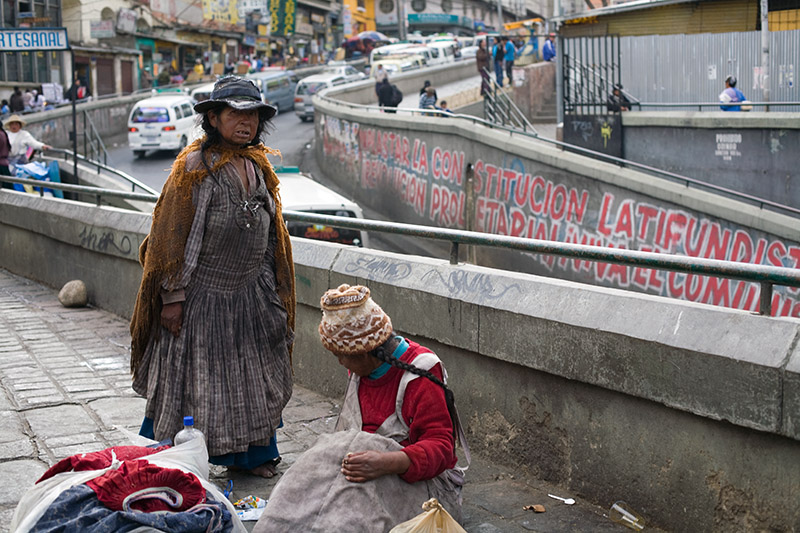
340,450,411,483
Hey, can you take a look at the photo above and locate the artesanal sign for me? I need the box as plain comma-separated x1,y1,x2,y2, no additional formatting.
0,27,69,51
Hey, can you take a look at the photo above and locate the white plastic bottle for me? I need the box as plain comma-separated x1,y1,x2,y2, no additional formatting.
174,415,205,445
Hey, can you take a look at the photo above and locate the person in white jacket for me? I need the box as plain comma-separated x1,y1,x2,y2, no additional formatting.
3,114,51,164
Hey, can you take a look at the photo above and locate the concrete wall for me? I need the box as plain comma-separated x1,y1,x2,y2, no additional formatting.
621,112,800,210
1,189,799,532
19,94,150,151
313,97,800,318
510,61,557,122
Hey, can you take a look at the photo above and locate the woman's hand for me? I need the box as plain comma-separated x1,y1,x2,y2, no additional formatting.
161,302,183,337
340,450,411,483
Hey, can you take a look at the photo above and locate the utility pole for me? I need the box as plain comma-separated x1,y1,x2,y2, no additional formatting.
555,0,563,125
496,0,504,31
396,0,406,40
760,0,770,107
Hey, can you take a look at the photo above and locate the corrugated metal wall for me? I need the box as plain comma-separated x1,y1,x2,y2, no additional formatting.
618,30,800,111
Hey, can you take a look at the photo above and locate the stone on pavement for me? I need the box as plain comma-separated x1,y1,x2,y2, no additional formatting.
57,279,88,308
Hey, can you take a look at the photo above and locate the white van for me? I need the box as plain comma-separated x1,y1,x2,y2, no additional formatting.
294,73,347,122
247,70,298,113
276,166,369,247
128,94,197,158
426,41,458,63
369,43,421,65
371,43,439,67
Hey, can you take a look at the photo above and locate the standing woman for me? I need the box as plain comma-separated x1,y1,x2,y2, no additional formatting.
130,76,296,478
475,40,490,96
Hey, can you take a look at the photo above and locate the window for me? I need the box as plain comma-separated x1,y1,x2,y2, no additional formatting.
132,107,170,123
441,0,452,12
411,0,425,11
181,103,193,117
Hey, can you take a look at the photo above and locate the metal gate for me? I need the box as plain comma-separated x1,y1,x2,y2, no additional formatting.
562,35,622,115
561,35,625,159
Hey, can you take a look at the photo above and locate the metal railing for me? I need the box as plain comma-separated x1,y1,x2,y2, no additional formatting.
81,111,110,166
480,67,536,133
2,174,797,316
44,149,159,196
282,210,800,317
318,95,800,218
1,175,158,206
635,101,800,112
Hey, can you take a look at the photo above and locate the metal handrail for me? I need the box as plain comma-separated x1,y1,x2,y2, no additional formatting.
480,66,536,133
564,100,800,110
636,101,800,111
318,95,800,218
44,148,159,196
282,210,798,316
81,110,109,166
0,175,157,206
1,176,796,316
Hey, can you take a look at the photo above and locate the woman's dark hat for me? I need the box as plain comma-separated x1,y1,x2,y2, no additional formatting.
194,76,277,119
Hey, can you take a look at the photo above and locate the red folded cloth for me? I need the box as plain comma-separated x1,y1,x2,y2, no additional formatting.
86,460,205,513
37,445,169,483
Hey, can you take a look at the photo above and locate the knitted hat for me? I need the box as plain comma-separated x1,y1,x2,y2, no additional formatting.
319,284,393,356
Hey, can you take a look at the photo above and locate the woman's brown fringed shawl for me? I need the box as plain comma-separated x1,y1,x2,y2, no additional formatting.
129,138,296,380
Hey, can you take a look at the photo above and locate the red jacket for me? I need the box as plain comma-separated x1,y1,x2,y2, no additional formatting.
357,340,457,483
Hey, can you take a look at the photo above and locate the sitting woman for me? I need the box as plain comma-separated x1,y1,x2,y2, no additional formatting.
419,86,437,109
253,284,468,532
4,114,51,167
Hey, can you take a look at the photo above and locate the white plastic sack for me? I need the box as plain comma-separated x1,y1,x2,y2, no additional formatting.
10,437,245,533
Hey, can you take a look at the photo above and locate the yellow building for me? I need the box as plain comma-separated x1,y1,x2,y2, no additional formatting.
342,0,376,36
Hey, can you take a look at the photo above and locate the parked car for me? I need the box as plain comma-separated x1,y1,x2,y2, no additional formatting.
247,70,298,113
321,64,367,83
276,166,368,247
294,72,347,122
127,94,197,158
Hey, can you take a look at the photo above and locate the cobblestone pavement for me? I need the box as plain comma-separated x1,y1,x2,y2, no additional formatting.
0,268,661,532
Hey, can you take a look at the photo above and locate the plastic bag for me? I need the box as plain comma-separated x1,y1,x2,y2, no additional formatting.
389,498,467,533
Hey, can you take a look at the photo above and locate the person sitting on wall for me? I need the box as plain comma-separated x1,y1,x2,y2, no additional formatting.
4,114,51,168
719,75,747,112
607,83,631,113
419,86,437,110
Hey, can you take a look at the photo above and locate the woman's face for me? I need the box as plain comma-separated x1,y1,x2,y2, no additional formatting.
6,121,21,133
335,351,381,377
209,106,259,147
